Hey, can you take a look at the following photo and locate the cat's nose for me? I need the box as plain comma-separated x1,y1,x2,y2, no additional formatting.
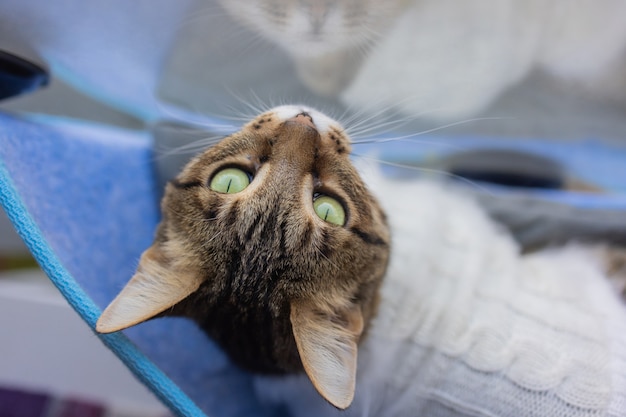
287,112,316,130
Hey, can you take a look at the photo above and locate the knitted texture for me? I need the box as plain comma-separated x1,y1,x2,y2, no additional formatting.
256,170,626,416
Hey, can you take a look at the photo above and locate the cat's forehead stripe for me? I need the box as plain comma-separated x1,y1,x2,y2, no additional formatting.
170,178,203,190
350,227,388,247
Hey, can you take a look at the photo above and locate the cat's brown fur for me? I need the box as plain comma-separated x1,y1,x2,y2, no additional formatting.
97,108,390,409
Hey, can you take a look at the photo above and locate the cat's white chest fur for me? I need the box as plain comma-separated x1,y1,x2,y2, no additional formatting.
255,171,626,416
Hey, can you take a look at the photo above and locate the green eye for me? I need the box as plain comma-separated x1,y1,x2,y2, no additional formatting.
210,168,250,194
313,195,346,226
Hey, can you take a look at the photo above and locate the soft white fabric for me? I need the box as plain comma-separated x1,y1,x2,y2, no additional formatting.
255,169,626,416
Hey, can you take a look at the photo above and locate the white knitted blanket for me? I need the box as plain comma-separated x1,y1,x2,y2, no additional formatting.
256,173,626,417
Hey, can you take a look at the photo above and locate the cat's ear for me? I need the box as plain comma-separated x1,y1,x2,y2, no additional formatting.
290,299,364,410
96,245,203,333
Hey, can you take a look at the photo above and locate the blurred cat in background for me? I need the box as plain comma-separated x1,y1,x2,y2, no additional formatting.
217,0,626,120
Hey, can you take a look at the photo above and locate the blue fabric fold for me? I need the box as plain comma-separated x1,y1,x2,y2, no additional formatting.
0,112,276,417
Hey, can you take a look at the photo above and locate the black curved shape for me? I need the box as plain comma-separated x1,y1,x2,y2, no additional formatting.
0,50,49,100
445,149,565,190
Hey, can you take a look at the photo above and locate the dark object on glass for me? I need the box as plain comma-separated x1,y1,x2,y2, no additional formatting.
0,50,49,101
445,149,564,189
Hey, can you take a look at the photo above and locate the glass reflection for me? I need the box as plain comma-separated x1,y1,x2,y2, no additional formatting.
159,0,626,140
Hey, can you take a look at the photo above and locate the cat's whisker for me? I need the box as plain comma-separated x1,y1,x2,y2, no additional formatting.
226,88,274,120
341,104,398,135
341,94,439,134
341,108,384,132
351,117,512,145
155,107,237,133
153,136,226,160
344,102,447,134
146,4,282,123
347,116,419,138
355,91,467,124
250,89,277,113
152,123,223,137
353,24,384,46
341,94,402,122
352,153,495,195
190,106,258,126
142,84,239,132
356,137,467,152
332,102,362,127
217,112,263,124
218,100,260,125
343,80,512,137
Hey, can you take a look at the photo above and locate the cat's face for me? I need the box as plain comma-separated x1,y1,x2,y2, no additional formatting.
217,0,406,57
97,105,390,409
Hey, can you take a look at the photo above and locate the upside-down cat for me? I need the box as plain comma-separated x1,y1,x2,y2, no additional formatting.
97,106,626,416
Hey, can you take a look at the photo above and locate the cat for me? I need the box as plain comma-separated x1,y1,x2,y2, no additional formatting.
216,0,626,120
97,105,626,416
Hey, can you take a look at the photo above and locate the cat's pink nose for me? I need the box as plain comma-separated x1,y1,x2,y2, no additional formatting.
288,112,316,130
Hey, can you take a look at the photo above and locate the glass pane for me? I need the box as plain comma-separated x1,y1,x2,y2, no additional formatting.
159,0,626,141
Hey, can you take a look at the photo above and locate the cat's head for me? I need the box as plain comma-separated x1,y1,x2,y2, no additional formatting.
96,105,390,409
217,0,406,57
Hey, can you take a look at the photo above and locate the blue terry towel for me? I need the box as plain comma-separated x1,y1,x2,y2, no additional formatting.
0,112,278,417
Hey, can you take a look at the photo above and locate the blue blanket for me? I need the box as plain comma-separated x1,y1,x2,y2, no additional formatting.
0,113,278,417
